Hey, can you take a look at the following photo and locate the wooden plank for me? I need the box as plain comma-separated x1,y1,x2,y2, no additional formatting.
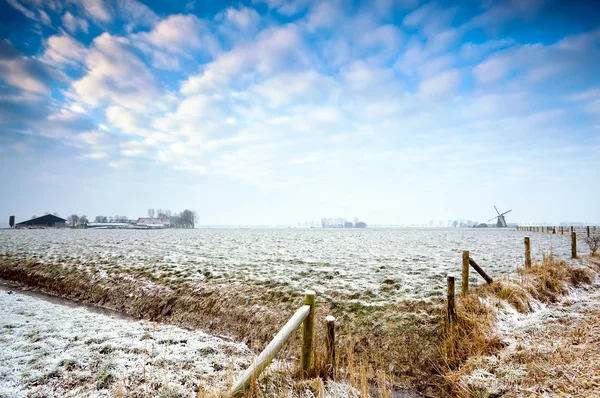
325,315,336,380
572,232,577,259
524,237,532,268
300,290,316,378
447,275,455,324
229,304,311,397
469,258,493,284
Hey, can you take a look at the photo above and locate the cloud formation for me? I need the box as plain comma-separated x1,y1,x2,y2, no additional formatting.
1,0,599,223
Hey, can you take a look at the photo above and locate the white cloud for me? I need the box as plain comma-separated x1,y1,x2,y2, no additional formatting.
118,0,159,27
83,151,109,160
219,6,260,31
304,1,345,31
472,56,510,84
0,39,64,95
181,25,309,95
418,69,461,98
61,11,89,34
249,70,336,108
253,0,311,16
38,9,51,25
465,0,545,30
105,105,141,134
358,24,404,63
340,61,396,92
43,34,88,65
132,14,219,70
80,0,111,22
5,0,40,23
69,33,166,111
78,130,111,146
135,14,218,55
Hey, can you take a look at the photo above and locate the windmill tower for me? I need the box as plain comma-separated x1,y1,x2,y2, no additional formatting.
488,206,512,227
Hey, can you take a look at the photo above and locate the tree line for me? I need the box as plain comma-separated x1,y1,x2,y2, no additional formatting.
146,208,198,229
62,209,198,229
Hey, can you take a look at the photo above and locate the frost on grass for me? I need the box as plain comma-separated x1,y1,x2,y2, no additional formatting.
455,270,600,397
0,228,582,304
0,288,251,397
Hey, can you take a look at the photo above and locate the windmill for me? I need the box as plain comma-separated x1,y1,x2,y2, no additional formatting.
488,206,512,227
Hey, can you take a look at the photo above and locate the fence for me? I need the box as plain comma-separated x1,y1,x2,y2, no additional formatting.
229,290,336,397
232,230,593,395
516,225,599,237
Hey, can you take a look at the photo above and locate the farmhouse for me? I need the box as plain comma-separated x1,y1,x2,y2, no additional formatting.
135,217,171,228
16,214,66,228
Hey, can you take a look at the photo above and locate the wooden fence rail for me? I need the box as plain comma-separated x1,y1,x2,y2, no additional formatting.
460,251,494,295
229,290,316,397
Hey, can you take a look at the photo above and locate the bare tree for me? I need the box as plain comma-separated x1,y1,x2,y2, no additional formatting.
585,235,600,256
94,216,108,223
148,208,155,218
68,214,79,227
80,215,88,226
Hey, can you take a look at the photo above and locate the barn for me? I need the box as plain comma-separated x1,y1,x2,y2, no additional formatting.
16,214,67,228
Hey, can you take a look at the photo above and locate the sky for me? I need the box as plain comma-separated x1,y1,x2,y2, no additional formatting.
0,0,599,226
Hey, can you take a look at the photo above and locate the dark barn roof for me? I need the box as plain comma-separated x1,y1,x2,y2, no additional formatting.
16,214,67,227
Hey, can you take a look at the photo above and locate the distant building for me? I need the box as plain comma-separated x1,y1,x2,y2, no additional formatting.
136,217,171,228
16,214,66,228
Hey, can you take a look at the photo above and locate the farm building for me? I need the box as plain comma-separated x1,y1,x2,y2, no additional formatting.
136,217,171,228
16,214,67,228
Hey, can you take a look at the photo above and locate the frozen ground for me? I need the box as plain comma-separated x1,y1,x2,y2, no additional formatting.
0,284,252,397
0,285,423,398
0,228,584,305
459,272,600,396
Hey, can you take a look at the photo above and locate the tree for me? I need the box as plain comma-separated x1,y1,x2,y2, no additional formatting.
148,208,155,218
68,214,79,227
585,235,600,256
95,216,108,223
80,215,88,226
181,209,195,228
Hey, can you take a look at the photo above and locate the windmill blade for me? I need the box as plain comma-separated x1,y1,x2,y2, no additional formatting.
499,209,512,217
494,206,500,215
488,216,500,221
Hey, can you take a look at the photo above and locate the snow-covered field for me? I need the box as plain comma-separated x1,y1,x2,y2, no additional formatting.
0,285,251,397
0,228,582,304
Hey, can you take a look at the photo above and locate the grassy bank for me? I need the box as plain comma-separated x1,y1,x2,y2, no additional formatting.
1,251,598,397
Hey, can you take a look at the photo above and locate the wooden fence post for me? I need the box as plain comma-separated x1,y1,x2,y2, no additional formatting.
588,226,591,237
524,237,532,268
571,232,577,259
462,250,469,296
447,275,455,324
571,226,574,233
553,227,556,234
301,290,316,378
469,258,494,284
325,315,336,380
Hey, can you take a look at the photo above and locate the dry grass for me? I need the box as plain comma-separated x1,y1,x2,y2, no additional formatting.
440,253,598,397
0,253,441,396
3,250,598,398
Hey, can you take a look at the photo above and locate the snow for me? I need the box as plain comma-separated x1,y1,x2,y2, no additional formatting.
0,286,251,397
0,228,584,305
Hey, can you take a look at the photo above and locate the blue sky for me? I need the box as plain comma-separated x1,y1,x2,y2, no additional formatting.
0,0,599,226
